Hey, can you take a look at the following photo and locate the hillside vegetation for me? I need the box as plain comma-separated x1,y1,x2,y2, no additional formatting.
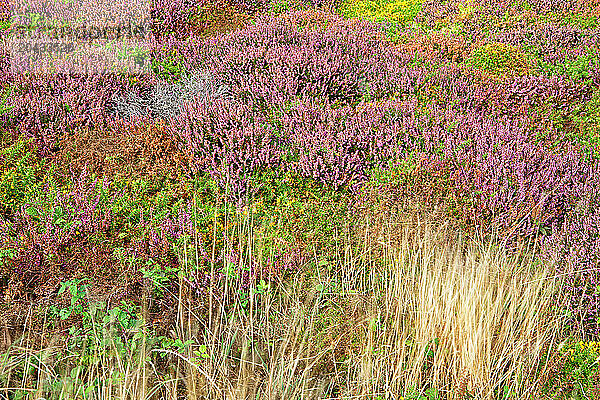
0,0,600,398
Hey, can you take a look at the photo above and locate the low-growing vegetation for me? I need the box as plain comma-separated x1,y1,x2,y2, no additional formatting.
1,0,600,398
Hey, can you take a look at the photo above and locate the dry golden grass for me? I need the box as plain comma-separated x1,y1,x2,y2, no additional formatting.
0,202,568,399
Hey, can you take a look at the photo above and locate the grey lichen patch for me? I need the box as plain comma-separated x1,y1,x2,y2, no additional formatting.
110,69,234,121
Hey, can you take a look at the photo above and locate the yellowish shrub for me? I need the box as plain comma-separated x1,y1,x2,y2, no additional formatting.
466,42,532,77
337,0,422,26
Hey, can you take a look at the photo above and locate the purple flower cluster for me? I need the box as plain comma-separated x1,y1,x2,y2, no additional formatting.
163,9,414,108
0,73,155,158
2,2,600,336
539,177,600,337
150,0,204,40
412,105,587,241
167,97,287,204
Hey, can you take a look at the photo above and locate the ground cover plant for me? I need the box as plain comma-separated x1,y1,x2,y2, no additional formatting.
1,0,600,398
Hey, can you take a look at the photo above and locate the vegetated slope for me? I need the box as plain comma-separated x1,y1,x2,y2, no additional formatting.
0,0,599,397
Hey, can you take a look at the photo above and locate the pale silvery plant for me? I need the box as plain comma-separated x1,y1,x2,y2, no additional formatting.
110,68,234,121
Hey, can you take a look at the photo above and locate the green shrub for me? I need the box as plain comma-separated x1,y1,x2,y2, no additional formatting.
0,86,14,118
252,168,354,261
568,88,600,161
540,339,600,399
266,0,306,15
549,48,599,85
560,12,599,29
151,50,186,83
0,137,47,219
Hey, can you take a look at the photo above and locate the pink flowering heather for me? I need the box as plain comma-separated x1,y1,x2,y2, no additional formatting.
169,9,416,109
167,96,287,203
2,0,600,343
2,73,156,158
539,168,600,338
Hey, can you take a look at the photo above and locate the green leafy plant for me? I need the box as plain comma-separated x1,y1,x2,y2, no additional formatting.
539,48,600,85
540,339,600,399
0,137,46,218
402,385,441,400
140,257,181,297
251,279,271,296
563,88,600,161
49,283,147,363
0,248,16,274
36,285,159,399
268,0,294,15
0,18,12,31
497,384,517,400
151,50,186,83
560,12,599,29
51,278,89,322
190,344,211,364
0,86,15,116
154,337,194,358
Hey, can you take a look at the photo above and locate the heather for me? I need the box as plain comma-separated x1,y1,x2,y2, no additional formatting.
1,0,600,398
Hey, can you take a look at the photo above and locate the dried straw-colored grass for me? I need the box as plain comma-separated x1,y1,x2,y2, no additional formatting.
0,203,568,399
